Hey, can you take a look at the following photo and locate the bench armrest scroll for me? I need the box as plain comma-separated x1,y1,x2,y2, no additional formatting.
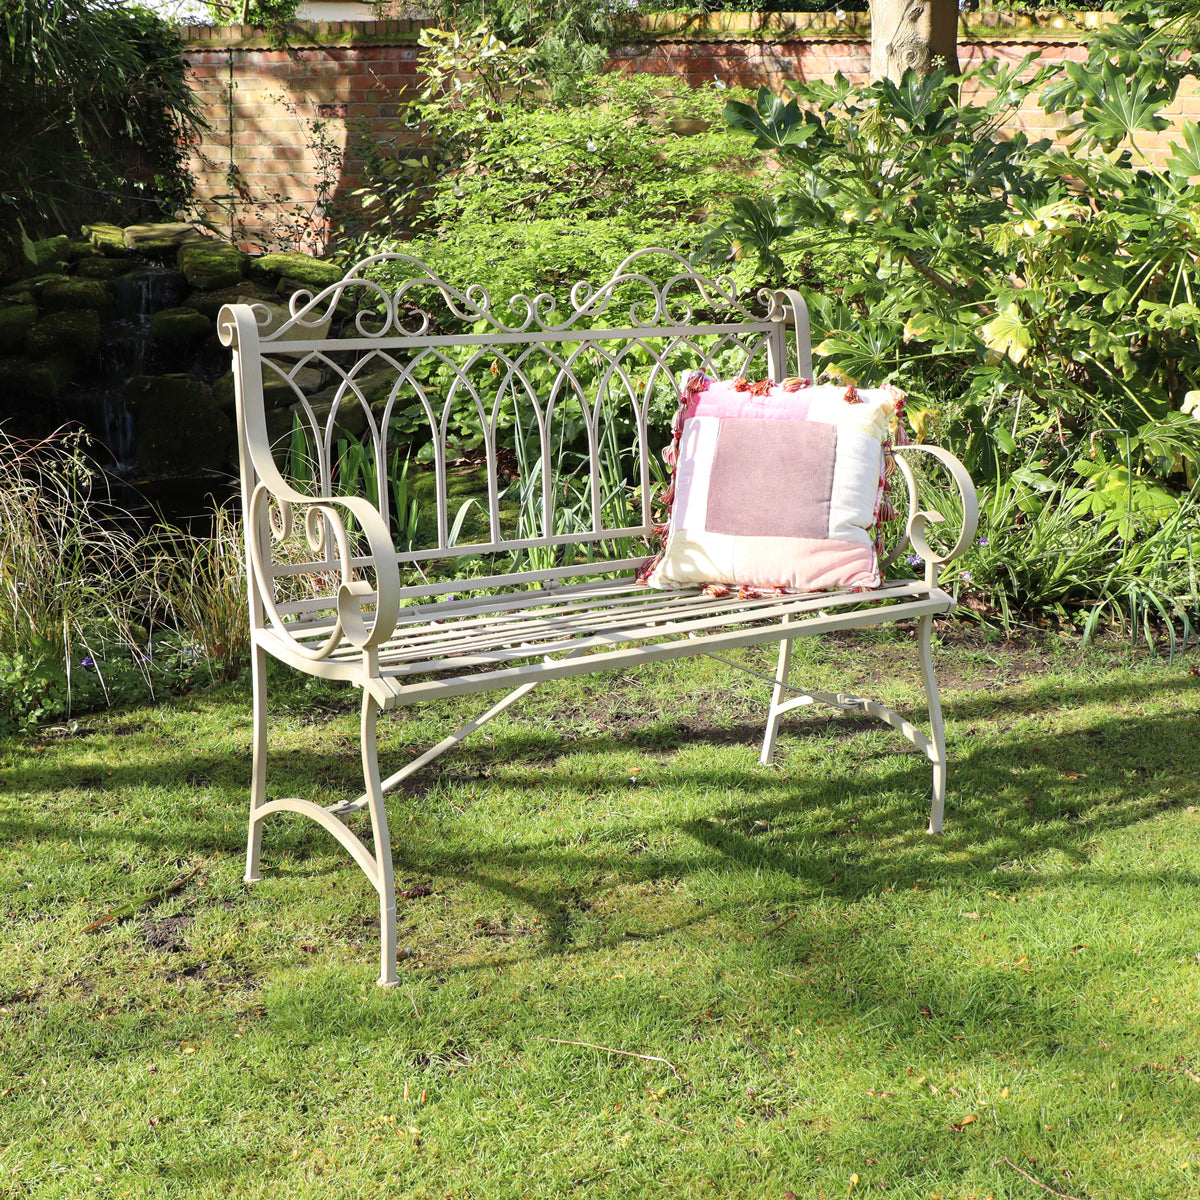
248,483,401,661
885,444,979,586
221,301,400,660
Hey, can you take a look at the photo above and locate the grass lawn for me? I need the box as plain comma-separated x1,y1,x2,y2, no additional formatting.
2,626,1199,1199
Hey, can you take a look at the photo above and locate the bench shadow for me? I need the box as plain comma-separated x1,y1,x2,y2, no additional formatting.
2,665,1197,962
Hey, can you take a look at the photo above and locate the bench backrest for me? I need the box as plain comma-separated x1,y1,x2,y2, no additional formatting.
220,249,811,608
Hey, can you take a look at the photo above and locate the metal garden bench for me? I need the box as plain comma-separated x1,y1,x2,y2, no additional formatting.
219,249,978,984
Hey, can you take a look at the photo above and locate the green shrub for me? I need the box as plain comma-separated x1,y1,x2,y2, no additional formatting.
0,0,202,253
424,2,612,97
0,425,241,730
348,34,767,304
713,53,1200,639
144,502,251,685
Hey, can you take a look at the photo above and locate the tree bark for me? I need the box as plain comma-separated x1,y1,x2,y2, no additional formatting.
869,0,961,81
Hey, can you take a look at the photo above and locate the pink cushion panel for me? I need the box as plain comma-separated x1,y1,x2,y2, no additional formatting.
641,373,902,594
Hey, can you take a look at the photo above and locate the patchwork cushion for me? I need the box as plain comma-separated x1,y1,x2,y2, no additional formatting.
639,372,904,593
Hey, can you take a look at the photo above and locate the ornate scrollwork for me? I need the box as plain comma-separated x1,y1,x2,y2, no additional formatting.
882,444,980,580
248,484,354,661
246,477,402,662
239,248,770,345
266,492,293,544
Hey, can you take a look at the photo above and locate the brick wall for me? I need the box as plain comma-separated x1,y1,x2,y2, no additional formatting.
181,14,1199,253
607,11,1200,161
182,21,425,251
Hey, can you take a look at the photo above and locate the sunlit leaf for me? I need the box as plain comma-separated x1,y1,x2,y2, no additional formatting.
1165,120,1200,177
979,303,1032,363
724,88,817,153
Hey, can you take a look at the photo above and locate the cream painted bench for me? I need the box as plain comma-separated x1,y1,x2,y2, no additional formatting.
219,249,978,985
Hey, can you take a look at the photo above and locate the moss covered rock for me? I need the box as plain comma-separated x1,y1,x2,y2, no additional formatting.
252,252,344,292
75,257,140,281
151,306,213,347
0,305,37,354
0,354,74,402
123,222,206,255
254,299,334,347
211,371,238,415
178,241,248,291
4,274,67,302
126,374,234,476
187,280,275,320
210,367,302,416
294,394,368,440
30,235,70,271
26,310,102,361
81,223,131,255
262,372,301,411
40,278,114,317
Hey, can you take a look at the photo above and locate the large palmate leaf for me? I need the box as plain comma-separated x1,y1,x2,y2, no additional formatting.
1044,61,1171,149
711,196,798,276
1165,120,1200,177
872,69,960,139
979,303,1032,363
723,87,817,153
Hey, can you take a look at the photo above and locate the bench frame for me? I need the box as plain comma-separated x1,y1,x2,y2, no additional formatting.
219,250,978,985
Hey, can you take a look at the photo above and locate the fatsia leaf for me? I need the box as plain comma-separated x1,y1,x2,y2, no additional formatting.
979,303,1032,363
1074,62,1172,149
1165,120,1200,177
724,88,816,153
874,69,959,139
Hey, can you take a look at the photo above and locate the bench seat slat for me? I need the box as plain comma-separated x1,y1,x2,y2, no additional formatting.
373,580,927,663
267,578,942,692
365,593,955,708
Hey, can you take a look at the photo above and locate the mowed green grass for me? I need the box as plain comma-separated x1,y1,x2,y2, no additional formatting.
2,629,1199,1200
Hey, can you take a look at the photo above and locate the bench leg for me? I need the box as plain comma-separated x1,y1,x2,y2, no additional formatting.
242,645,400,984
361,693,399,987
751,616,948,831
760,634,794,766
918,614,947,834
245,642,269,884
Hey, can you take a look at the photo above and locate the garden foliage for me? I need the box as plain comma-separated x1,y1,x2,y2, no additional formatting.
713,43,1200,642
351,27,764,302
425,0,613,97
338,26,768,519
0,427,249,731
0,0,202,260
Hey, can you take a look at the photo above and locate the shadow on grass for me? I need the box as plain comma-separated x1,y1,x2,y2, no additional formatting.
2,665,1198,960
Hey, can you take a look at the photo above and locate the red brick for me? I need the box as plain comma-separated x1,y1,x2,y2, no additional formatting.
180,25,1195,252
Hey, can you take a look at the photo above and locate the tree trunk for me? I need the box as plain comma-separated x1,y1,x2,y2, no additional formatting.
869,0,961,82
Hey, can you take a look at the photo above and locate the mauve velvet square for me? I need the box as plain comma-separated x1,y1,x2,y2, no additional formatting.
704,418,837,540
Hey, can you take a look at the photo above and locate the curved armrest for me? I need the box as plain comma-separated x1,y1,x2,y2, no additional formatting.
882,444,979,585
248,481,401,662
222,302,401,662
